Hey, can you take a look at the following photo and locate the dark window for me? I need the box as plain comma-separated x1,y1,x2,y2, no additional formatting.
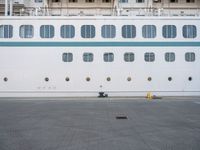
142,25,156,38
124,53,135,62
0,25,13,38
81,25,95,38
40,25,54,38
122,25,136,38
162,25,176,38
61,25,75,38
63,53,73,62
185,52,195,62
104,53,114,62
165,52,175,62
83,53,93,62
101,25,116,38
145,52,155,62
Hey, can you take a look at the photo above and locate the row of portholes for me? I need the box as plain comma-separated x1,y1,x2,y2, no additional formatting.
1,77,193,82
1,77,194,82
43,77,193,82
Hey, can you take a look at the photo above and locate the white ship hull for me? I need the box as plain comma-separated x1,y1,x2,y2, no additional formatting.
0,16,200,97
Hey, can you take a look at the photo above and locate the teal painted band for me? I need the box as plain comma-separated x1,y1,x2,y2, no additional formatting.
0,42,200,47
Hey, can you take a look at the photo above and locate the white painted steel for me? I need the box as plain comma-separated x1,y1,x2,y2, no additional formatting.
0,16,200,97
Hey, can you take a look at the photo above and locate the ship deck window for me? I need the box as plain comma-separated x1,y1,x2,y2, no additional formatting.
119,0,128,3
61,25,75,38
165,52,175,62
124,52,135,62
83,53,94,62
122,25,136,38
142,25,156,38
0,25,13,38
183,25,196,38
163,25,176,38
40,25,54,38
69,0,77,2
63,53,73,62
81,25,95,38
52,0,60,2
86,0,94,3
20,25,34,38
102,25,116,38
35,0,43,2
104,53,114,62
136,0,144,3
144,52,155,62
102,0,111,2
186,0,194,3
170,0,178,3
185,52,195,62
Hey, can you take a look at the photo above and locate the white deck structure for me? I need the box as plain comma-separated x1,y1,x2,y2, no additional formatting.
0,0,200,97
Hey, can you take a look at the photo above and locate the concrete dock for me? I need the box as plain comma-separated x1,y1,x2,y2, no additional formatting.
0,97,200,150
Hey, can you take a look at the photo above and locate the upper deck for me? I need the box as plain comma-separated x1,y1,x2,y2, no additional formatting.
0,0,200,17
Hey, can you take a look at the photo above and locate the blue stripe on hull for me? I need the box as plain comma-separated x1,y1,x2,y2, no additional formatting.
0,42,200,47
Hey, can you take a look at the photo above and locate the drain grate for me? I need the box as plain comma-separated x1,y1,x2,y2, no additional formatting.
116,115,128,120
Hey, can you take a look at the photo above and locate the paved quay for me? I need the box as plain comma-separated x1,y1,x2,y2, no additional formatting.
0,97,200,150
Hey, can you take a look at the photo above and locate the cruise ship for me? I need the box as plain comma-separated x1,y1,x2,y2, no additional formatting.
0,0,200,97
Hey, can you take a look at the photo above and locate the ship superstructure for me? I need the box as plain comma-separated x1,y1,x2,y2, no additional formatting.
0,0,200,97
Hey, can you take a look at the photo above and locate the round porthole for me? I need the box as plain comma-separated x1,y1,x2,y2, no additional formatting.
188,77,192,81
65,77,70,82
127,77,131,81
86,77,91,82
147,77,152,81
45,77,49,82
168,77,172,81
4,77,8,82
107,77,111,82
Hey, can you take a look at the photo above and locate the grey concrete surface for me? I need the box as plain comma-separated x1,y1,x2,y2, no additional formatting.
0,97,200,150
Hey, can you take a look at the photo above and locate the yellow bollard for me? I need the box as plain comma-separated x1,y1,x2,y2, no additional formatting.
147,92,153,100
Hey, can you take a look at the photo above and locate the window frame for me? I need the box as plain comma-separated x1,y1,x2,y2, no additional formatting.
101,25,116,38
104,53,114,62
60,25,75,38
40,25,55,38
62,53,73,62
144,52,155,62
142,25,156,38
19,25,34,38
0,25,13,38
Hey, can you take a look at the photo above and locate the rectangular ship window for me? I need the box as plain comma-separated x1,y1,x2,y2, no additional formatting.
61,25,75,38
40,25,54,38
86,0,95,2
0,25,13,38
63,53,73,62
170,0,178,3
185,52,195,62
102,0,111,2
20,25,34,38
136,0,144,3
122,25,136,38
119,0,128,3
124,53,135,62
165,52,175,62
35,0,43,2
183,25,196,38
145,52,155,62
101,25,116,38
83,53,94,62
81,25,95,38
142,25,156,38
162,25,176,38
69,0,77,2
104,53,114,62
